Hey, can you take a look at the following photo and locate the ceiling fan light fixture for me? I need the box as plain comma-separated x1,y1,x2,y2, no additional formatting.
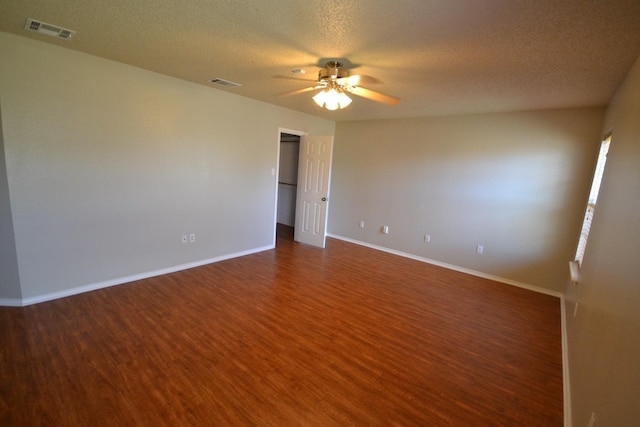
312,90,327,107
313,87,352,110
338,92,352,108
324,88,340,110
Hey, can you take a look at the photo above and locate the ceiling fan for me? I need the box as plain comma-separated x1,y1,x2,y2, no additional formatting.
280,61,400,110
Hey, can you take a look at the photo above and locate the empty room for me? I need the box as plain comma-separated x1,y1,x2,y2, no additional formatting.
1,1,639,426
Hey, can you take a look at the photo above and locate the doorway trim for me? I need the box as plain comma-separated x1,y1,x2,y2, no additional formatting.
273,127,307,245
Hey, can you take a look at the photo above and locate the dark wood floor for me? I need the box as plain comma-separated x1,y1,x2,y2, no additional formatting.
1,225,563,426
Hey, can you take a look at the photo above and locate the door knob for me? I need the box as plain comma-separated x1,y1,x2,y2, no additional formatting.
321,197,327,202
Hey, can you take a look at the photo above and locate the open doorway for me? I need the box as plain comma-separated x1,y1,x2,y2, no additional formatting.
276,131,301,242
274,129,334,248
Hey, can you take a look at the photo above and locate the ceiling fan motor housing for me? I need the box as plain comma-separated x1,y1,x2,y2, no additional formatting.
319,61,349,81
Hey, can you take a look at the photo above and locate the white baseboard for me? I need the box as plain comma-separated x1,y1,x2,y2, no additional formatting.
327,233,563,298
328,233,569,424
4,235,572,423
5,244,274,307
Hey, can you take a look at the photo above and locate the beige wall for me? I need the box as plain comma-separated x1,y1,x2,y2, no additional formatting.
330,108,605,292
0,32,334,303
564,55,640,426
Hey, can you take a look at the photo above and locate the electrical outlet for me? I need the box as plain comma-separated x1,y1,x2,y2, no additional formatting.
382,225,389,234
424,234,431,243
359,220,365,229
189,233,196,243
181,235,188,244
476,245,484,254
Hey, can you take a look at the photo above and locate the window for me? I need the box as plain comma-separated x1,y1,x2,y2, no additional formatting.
574,133,611,265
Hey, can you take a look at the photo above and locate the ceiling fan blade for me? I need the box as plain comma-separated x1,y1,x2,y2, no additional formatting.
336,75,361,86
275,86,321,97
350,86,400,106
337,75,380,86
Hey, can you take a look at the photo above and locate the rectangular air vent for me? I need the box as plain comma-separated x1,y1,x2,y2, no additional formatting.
24,18,75,40
209,78,242,88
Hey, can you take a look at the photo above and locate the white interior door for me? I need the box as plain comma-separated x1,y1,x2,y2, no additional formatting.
294,135,334,248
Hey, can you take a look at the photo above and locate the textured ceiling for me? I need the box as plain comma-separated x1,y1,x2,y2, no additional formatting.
1,0,640,121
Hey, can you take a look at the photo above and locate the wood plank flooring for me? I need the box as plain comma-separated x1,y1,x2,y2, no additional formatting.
0,225,563,426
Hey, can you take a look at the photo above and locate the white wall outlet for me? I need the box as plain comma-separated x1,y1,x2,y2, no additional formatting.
189,233,196,243
181,235,188,244
424,234,431,243
476,245,484,254
382,225,389,234
359,220,365,229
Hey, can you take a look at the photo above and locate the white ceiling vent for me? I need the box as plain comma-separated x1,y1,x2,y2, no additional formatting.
209,78,242,88
24,18,75,40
